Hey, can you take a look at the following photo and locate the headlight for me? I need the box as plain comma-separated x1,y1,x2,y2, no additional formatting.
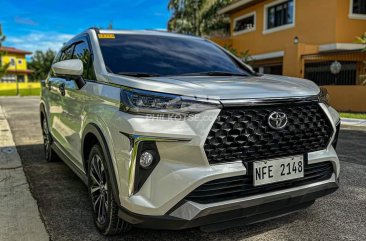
318,87,330,106
318,87,340,124
328,106,340,125
120,88,221,117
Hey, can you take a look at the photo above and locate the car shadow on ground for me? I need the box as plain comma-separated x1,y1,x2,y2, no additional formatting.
14,129,366,241
16,143,312,241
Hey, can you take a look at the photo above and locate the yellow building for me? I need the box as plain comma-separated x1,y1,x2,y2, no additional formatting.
214,0,366,112
0,46,33,83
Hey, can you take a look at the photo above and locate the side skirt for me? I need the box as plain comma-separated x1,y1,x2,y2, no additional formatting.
51,142,88,185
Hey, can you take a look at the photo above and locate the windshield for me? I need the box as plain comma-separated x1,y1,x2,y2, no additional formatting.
98,34,251,77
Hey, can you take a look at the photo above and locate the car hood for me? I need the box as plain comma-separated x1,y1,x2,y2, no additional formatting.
107,74,320,101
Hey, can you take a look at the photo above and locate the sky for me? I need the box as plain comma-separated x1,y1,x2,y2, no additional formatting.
0,0,170,54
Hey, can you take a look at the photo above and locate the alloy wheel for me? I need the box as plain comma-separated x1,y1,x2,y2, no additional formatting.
90,154,109,225
42,118,51,158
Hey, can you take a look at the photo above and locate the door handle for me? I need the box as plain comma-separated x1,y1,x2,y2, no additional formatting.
59,83,66,96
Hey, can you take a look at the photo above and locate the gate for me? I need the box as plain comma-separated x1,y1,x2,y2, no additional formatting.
304,61,357,85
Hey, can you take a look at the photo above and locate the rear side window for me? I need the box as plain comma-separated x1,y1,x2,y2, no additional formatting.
72,41,96,80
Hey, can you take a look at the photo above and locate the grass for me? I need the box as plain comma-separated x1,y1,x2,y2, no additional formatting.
340,112,366,120
0,88,41,96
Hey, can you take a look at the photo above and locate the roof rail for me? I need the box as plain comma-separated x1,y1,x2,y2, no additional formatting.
88,27,100,33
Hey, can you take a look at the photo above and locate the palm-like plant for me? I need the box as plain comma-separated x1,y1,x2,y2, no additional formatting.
28,49,56,82
168,0,232,36
356,33,366,85
224,44,252,64
356,32,366,50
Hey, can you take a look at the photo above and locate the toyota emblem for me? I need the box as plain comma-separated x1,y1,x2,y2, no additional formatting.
268,112,288,130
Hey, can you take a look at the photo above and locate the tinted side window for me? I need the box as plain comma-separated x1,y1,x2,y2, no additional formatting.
60,45,74,61
72,41,96,80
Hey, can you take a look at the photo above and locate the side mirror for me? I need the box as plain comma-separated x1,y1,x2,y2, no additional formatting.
51,59,83,77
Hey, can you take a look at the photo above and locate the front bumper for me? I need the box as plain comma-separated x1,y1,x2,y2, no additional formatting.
118,174,339,230
109,102,340,219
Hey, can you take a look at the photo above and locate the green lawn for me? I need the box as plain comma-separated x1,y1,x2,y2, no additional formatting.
0,88,41,96
340,112,366,120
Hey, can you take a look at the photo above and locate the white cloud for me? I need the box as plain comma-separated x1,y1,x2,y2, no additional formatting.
14,16,38,26
5,32,74,54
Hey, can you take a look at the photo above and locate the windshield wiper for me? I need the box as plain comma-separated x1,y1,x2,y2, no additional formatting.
116,72,160,77
181,71,248,77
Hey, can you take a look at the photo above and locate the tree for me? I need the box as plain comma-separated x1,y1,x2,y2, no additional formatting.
167,0,232,36
224,44,252,64
0,24,10,79
28,49,56,82
356,33,366,85
356,32,366,51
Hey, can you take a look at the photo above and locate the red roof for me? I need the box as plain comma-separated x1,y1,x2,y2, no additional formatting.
0,46,32,55
7,69,34,74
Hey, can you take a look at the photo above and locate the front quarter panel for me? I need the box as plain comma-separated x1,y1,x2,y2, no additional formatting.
80,82,129,198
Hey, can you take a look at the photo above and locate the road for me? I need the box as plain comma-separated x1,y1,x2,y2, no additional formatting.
0,96,365,241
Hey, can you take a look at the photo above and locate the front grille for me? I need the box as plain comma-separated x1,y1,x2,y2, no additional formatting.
186,161,334,204
204,102,333,165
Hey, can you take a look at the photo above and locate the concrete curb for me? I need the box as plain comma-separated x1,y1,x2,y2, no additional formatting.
341,118,366,127
0,106,49,241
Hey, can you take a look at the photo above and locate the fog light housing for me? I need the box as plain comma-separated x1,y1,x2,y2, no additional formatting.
139,150,154,169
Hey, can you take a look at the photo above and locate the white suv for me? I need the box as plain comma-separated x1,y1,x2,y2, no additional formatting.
40,28,340,235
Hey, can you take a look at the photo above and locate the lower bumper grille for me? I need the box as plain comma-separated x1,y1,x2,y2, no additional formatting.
185,161,334,204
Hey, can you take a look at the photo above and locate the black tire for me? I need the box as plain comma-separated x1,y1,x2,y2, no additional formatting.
87,144,131,236
41,117,59,162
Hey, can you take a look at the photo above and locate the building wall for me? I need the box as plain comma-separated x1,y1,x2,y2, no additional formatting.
0,82,40,91
325,85,366,112
210,36,232,47
227,0,366,55
336,0,366,43
2,53,28,71
229,0,340,56
1,53,29,82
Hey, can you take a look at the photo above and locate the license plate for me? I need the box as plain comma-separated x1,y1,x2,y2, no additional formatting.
253,156,304,186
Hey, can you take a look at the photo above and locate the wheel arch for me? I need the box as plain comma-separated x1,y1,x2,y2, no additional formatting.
81,123,121,205
40,103,46,122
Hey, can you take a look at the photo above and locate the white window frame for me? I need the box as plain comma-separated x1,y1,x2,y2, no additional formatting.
9,58,16,66
349,0,366,20
263,0,296,35
233,11,256,36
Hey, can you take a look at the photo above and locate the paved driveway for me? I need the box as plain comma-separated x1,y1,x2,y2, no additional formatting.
0,96,365,241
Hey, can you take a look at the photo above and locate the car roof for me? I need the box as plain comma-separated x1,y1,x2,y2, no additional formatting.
96,29,204,40
62,28,208,51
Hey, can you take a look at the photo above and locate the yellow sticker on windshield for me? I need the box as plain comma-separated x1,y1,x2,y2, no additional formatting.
98,34,115,39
